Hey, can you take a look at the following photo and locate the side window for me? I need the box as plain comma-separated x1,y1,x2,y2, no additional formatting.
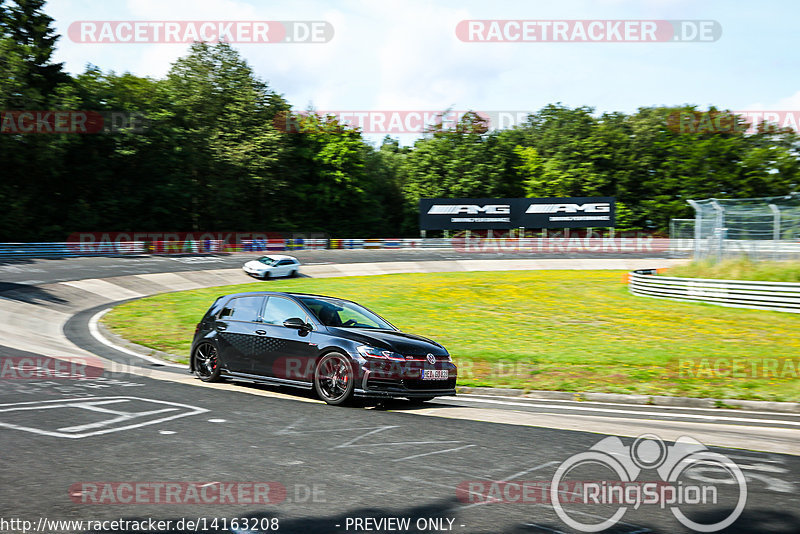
262,297,310,326
222,296,264,322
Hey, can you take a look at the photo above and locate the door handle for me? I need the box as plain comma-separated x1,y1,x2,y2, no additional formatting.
216,324,227,331
255,330,266,335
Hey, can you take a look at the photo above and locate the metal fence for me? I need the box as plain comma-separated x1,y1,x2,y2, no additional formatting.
629,270,800,313
684,193,800,262
668,219,695,257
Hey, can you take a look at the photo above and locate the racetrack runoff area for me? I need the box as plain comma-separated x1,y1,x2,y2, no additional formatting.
104,264,800,404
2,255,800,534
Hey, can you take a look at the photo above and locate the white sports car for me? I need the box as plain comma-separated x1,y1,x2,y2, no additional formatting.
242,255,301,279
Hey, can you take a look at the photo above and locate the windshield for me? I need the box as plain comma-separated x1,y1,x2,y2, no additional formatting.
257,256,277,266
298,296,395,330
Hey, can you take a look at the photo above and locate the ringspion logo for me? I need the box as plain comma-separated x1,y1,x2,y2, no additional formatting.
551,434,746,532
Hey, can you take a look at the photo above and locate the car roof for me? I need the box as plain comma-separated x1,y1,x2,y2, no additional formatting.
219,291,354,303
255,254,297,260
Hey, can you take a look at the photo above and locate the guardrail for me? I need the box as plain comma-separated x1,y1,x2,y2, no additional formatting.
0,242,147,259
1,237,679,260
628,270,800,313
0,239,429,259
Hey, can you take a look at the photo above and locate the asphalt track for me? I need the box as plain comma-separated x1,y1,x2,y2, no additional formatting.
1,251,798,534
0,246,680,286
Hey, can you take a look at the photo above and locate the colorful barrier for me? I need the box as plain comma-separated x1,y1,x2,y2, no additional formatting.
0,237,683,259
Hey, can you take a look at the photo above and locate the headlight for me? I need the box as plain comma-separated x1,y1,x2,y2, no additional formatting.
357,345,405,361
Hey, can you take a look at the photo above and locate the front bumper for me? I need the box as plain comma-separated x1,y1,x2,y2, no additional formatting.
354,387,456,399
242,266,267,276
355,359,457,398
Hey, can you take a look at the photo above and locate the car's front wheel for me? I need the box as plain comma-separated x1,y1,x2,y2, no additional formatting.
314,352,355,406
193,341,222,382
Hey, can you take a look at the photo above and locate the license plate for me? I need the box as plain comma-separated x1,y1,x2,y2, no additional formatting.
422,369,448,380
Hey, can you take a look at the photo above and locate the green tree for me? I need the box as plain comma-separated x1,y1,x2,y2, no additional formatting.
158,42,289,231
0,0,73,240
0,0,68,106
401,112,520,215
283,112,388,236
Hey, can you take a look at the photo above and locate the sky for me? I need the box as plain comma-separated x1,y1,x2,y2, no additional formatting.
46,0,800,144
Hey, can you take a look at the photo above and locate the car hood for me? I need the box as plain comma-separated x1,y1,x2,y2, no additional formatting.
326,328,447,356
244,260,270,269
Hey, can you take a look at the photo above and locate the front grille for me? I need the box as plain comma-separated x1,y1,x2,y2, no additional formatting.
403,354,450,363
403,378,456,390
366,376,403,390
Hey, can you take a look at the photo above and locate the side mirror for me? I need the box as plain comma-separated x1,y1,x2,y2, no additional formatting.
283,317,311,331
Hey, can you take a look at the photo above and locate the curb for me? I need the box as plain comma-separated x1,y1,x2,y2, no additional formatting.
456,386,800,414
97,319,188,368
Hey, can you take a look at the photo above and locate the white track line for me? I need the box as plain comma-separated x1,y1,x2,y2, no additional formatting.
459,393,800,417
88,308,186,368
459,393,799,415
451,395,800,427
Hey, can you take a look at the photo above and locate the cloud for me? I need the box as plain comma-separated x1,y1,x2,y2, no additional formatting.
745,90,800,112
45,0,800,147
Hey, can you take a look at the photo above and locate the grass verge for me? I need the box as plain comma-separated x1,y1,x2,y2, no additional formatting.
103,270,800,402
665,257,800,282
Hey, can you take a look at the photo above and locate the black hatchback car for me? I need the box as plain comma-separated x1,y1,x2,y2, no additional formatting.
190,291,457,405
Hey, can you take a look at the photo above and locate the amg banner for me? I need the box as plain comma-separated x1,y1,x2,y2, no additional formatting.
419,197,616,230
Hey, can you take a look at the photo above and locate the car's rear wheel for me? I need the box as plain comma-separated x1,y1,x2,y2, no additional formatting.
289,270,297,278
193,341,222,382
314,352,355,406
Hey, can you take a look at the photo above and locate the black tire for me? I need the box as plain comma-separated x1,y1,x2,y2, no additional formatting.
314,352,356,406
193,341,222,382
289,270,297,278
262,271,271,280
